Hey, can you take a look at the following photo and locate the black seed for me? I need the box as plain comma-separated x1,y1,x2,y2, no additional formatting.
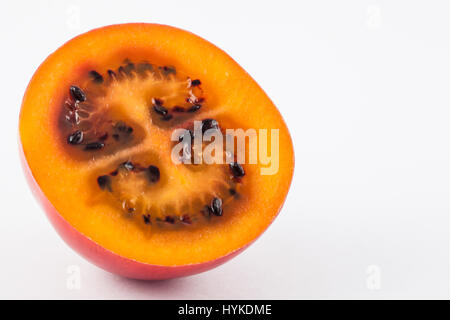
112,134,120,141
89,70,103,84
69,86,86,102
188,104,201,112
211,197,223,216
107,69,116,78
203,205,213,217
159,66,176,76
115,121,133,134
143,214,151,225
137,62,153,74
110,170,118,176
229,188,237,196
67,130,83,145
165,216,175,224
172,106,185,112
84,142,105,151
147,165,160,183
229,162,245,177
115,121,126,130
181,214,192,224
152,97,164,106
162,114,173,121
201,119,219,133
124,62,135,75
191,79,201,86
118,66,126,76
153,104,168,116
154,98,164,106
97,175,112,191
121,161,135,171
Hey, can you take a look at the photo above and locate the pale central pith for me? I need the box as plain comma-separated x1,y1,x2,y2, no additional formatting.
90,71,234,221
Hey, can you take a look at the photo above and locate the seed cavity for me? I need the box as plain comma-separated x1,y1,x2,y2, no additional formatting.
67,130,83,145
229,162,245,178
69,86,86,102
62,60,242,229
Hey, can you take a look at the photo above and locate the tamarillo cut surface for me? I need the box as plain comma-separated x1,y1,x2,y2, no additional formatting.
19,23,294,279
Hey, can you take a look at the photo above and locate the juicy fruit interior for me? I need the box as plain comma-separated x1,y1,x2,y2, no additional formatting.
60,59,244,229
20,24,294,266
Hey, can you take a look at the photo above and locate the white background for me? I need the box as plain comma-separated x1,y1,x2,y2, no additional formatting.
1,0,450,299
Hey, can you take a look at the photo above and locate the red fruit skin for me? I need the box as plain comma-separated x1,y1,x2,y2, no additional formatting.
19,141,247,280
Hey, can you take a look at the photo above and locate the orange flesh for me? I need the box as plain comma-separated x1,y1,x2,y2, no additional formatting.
19,24,294,266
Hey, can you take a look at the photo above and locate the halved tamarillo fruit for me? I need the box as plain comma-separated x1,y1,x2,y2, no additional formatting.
19,23,294,280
